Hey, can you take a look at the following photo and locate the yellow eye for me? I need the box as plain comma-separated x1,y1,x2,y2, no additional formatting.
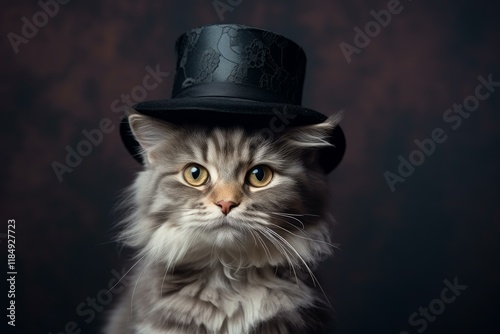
183,164,209,186
246,165,273,188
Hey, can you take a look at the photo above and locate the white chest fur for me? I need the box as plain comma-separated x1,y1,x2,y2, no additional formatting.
132,265,315,334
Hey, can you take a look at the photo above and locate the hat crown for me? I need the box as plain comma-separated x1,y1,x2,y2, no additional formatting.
171,24,307,105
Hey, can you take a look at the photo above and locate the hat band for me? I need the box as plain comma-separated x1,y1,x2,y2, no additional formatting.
173,82,295,105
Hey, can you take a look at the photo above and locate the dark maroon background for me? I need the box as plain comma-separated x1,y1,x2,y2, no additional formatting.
1,0,499,333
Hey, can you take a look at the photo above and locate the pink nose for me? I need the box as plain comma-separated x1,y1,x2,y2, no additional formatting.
216,200,238,215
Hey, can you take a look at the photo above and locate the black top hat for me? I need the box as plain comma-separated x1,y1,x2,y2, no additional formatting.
120,24,346,172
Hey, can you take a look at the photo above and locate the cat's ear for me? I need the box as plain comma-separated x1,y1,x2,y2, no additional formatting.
280,111,344,149
277,111,344,169
128,113,176,165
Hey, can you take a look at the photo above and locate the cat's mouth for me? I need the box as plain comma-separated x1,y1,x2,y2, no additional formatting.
203,217,247,247
207,217,241,232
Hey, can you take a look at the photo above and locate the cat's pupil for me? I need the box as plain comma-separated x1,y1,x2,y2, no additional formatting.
252,168,264,181
191,167,200,179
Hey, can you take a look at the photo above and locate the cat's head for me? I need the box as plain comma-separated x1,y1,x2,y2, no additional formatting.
119,111,342,272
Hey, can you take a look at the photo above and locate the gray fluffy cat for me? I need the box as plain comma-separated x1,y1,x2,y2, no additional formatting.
105,111,342,334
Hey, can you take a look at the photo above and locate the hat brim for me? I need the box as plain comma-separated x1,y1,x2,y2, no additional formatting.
120,97,346,173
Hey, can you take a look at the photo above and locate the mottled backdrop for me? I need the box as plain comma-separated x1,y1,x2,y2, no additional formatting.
1,0,499,333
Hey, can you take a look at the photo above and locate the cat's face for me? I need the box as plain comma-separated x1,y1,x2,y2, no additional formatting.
121,113,341,270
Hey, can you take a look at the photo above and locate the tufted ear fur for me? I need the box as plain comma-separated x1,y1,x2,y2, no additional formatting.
128,113,177,166
276,111,344,168
279,111,344,149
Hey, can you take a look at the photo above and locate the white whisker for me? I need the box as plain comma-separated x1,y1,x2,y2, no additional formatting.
269,212,305,229
131,258,154,315
266,221,337,248
257,228,299,285
106,253,146,295
264,227,332,309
